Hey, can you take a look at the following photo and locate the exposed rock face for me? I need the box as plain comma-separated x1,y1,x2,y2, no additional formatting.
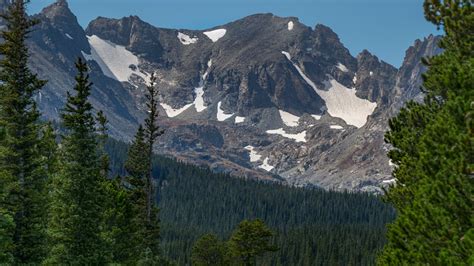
3,0,441,190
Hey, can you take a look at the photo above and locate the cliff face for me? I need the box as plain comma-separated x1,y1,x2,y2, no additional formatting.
5,0,441,190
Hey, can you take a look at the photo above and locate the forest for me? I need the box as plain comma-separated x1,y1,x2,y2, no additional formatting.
106,138,396,265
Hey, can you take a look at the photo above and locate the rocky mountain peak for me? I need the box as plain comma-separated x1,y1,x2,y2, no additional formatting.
41,0,73,21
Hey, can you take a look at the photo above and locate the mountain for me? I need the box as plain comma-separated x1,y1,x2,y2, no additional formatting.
4,0,441,191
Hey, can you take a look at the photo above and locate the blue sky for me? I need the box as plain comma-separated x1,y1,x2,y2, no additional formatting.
29,0,439,68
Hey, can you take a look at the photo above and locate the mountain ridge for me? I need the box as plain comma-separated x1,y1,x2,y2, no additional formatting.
7,0,442,191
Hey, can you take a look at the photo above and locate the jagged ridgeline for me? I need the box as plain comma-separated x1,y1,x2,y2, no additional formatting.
106,139,395,265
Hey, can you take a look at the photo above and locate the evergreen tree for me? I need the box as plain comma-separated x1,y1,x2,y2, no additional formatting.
192,233,229,266
378,1,473,264
142,73,163,258
96,110,109,179
47,58,107,264
0,0,49,263
228,219,277,265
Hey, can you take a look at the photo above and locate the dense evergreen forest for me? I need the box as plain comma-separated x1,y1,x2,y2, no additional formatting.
106,139,396,265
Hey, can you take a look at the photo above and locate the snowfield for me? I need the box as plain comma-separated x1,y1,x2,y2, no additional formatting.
160,103,193,118
84,35,148,83
279,110,300,127
217,101,234,121
319,79,377,128
177,32,198,45
245,146,262,162
203,29,227,42
266,128,307,143
281,51,377,128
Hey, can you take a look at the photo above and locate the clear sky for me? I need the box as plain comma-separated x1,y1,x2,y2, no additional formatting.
28,0,439,68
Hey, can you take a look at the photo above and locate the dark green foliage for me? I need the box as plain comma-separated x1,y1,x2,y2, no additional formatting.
46,58,107,264
378,1,473,264
192,234,228,266
0,0,49,263
228,219,277,265
142,74,163,259
105,138,395,265
102,178,139,264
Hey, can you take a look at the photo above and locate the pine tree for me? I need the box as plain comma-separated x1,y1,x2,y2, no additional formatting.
378,1,473,264
47,58,107,264
142,73,163,258
192,233,229,266
228,219,278,266
0,0,49,263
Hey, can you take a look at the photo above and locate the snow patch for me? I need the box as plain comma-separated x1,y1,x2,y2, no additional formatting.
337,63,348,72
311,115,322,120
370,71,374,76
245,146,262,162
281,51,376,128
65,33,73,40
193,87,207,112
160,103,193,118
203,29,226,42
353,74,357,84
330,125,344,130
217,101,234,121
85,35,148,83
259,158,274,172
279,110,300,127
235,116,245,124
319,79,377,128
177,32,198,45
382,178,396,185
288,21,294,31
266,128,307,143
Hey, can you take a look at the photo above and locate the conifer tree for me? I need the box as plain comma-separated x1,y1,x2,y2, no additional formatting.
0,0,49,263
228,219,277,265
378,1,473,264
142,73,163,258
47,58,107,264
192,233,229,266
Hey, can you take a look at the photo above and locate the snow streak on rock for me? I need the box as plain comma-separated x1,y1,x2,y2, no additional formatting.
177,32,198,45
266,128,307,143
279,110,300,127
160,103,193,118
